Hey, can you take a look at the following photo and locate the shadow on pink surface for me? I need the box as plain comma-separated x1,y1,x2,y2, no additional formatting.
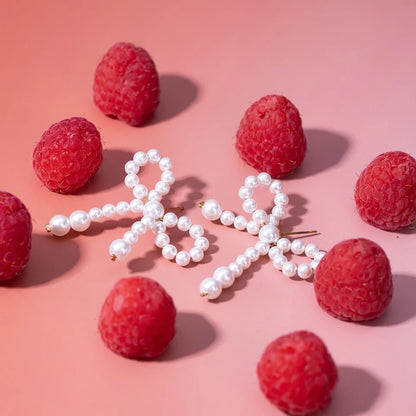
162,176,207,211
158,312,216,361
0,233,79,288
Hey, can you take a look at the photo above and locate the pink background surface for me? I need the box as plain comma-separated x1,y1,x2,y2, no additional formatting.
1,1,415,415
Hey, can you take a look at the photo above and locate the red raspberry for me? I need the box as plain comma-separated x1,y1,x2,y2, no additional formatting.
314,238,393,321
93,42,160,126
257,331,338,416
33,117,103,194
99,277,176,359
0,191,32,280
355,151,416,231
235,95,306,177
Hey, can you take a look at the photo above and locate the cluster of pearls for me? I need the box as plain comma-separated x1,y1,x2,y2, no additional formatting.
46,149,209,266
199,172,325,299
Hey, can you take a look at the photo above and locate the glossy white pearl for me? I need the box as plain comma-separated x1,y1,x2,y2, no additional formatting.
272,255,287,270
163,212,178,228
195,236,209,251
238,186,253,199
48,214,70,236
269,180,282,194
143,200,164,219
220,210,235,226
277,237,291,253
267,214,280,227
236,254,251,270
124,173,139,188
109,239,131,260
234,215,248,230
274,193,289,206
297,263,312,279
130,199,144,213
257,172,272,186
162,244,177,260
69,210,91,232
152,221,166,234
305,243,319,258
159,157,173,171
213,266,235,288
246,220,260,235
258,224,280,244
291,239,305,255
310,259,320,271
201,199,223,221
242,198,257,213
200,277,222,300
268,246,283,259
148,190,162,201
147,149,161,163
155,181,170,196
190,247,204,262
176,251,191,267
124,160,139,174
255,241,270,255
177,216,192,231
155,232,170,248
314,251,326,261
102,204,116,218
272,205,286,218
282,261,297,277
123,230,138,245
132,221,147,235
161,170,175,185
252,209,267,225
141,215,155,228
89,207,103,222
133,184,148,199
116,201,130,216
245,247,259,262
133,151,148,166
229,262,243,278
245,175,258,188
189,224,204,238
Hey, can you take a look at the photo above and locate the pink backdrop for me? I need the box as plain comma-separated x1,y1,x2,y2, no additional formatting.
1,1,415,415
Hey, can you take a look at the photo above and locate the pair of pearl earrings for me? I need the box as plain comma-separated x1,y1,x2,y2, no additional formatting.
46,149,210,267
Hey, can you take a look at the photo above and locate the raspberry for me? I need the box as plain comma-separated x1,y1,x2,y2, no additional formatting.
33,117,103,194
235,95,306,178
93,42,160,126
0,191,32,280
314,238,393,321
98,277,176,359
257,331,338,416
355,151,416,231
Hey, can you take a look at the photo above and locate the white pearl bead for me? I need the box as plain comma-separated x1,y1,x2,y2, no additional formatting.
255,241,270,255
132,221,147,235
175,251,191,266
159,157,173,171
252,209,267,225
314,251,326,261
291,239,305,255
195,236,209,251
282,261,297,277
155,181,170,196
133,184,148,199
102,204,116,218
277,237,291,253
246,220,260,235
69,210,91,232
141,215,155,228
238,186,253,199
89,207,103,222
200,277,222,300
201,199,223,221
233,215,248,230
274,193,289,206
257,172,272,186
190,247,204,262
229,262,243,278
152,221,166,234
177,216,192,231
268,246,283,259
311,259,320,271
297,263,312,279
242,198,257,213
162,244,177,260
213,266,235,288
245,175,259,188
163,212,178,228
267,214,280,227
129,199,144,213
48,214,70,236
109,239,131,260
124,173,139,188
155,232,170,248
189,224,204,238
116,201,130,216
161,170,175,185
245,247,259,262
123,230,138,245
236,254,251,270
148,190,162,201
272,205,286,218
305,243,320,258
133,151,148,166
124,160,139,174
269,180,282,194
220,210,235,226
147,149,161,163
143,200,164,219
258,224,280,244
272,255,287,270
